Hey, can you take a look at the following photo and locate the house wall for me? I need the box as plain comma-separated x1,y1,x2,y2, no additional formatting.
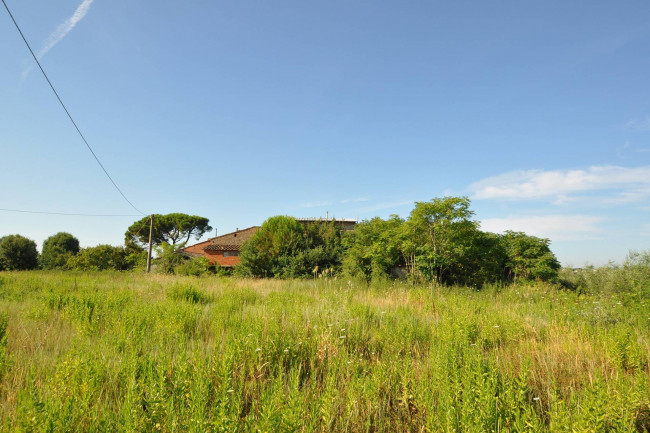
203,250,240,267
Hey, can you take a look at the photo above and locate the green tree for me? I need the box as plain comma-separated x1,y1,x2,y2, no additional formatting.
403,197,477,284
175,256,219,276
154,242,185,274
66,245,131,271
125,213,212,248
238,216,305,277
500,231,560,281
40,232,80,270
286,220,345,277
342,216,404,281
443,230,507,287
0,235,39,271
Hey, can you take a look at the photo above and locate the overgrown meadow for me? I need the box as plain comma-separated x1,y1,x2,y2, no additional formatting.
1,272,650,432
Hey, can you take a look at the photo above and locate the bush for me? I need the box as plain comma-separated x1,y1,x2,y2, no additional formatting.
174,256,216,276
239,216,344,278
40,232,80,270
154,242,184,274
559,250,650,294
0,235,39,271
66,245,132,271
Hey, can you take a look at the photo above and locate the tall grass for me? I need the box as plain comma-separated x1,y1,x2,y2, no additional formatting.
0,271,649,431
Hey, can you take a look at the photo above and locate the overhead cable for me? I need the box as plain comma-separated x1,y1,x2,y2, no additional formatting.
1,0,146,216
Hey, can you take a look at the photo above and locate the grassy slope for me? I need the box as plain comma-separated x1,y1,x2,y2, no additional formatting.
0,272,649,432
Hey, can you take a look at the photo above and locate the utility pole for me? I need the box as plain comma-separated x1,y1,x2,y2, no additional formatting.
146,214,154,273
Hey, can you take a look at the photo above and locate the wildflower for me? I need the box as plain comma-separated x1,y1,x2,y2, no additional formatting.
533,397,540,401
255,348,261,352
493,325,500,328
227,389,234,393
339,335,346,339
284,349,289,353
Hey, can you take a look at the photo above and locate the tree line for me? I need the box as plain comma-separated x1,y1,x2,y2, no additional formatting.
236,197,561,286
0,198,561,286
0,213,214,273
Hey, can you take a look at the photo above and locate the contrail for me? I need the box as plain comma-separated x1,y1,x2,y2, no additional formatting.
37,0,94,59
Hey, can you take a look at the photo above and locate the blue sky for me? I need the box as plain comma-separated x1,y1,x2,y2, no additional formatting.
1,0,649,266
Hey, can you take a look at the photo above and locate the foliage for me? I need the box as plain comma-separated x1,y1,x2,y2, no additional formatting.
238,216,344,278
0,234,39,271
125,213,212,248
500,231,561,282
154,242,185,274
444,229,507,287
66,245,134,271
559,250,650,294
283,219,344,277
235,198,561,286
403,196,477,284
174,256,217,277
1,272,650,431
342,215,404,281
40,232,80,270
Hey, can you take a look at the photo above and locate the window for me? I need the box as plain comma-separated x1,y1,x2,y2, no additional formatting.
224,251,239,257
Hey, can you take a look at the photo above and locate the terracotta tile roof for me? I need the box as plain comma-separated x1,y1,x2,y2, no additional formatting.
204,244,240,251
202,226,259,252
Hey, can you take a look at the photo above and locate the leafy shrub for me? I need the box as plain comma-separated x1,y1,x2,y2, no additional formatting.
0,234,39,271
66,245,132,271
174,256,215,276
559,250,650,294
238,216,344,278
154,242,184,274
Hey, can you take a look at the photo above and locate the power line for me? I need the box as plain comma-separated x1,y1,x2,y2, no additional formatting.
0,208,141,217
1,0,146,216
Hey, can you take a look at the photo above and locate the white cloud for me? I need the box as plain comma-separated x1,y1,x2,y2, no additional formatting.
625,116,650,131
481,215,603,241
37,0,94,59
470,165,650,202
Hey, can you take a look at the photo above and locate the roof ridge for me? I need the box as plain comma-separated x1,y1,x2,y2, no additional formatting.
211,225,259,240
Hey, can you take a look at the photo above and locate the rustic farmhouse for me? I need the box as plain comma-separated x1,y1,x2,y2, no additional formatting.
181,218,357,268
181,226,259,268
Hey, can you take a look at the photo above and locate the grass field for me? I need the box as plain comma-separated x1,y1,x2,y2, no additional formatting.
0,272,649,432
